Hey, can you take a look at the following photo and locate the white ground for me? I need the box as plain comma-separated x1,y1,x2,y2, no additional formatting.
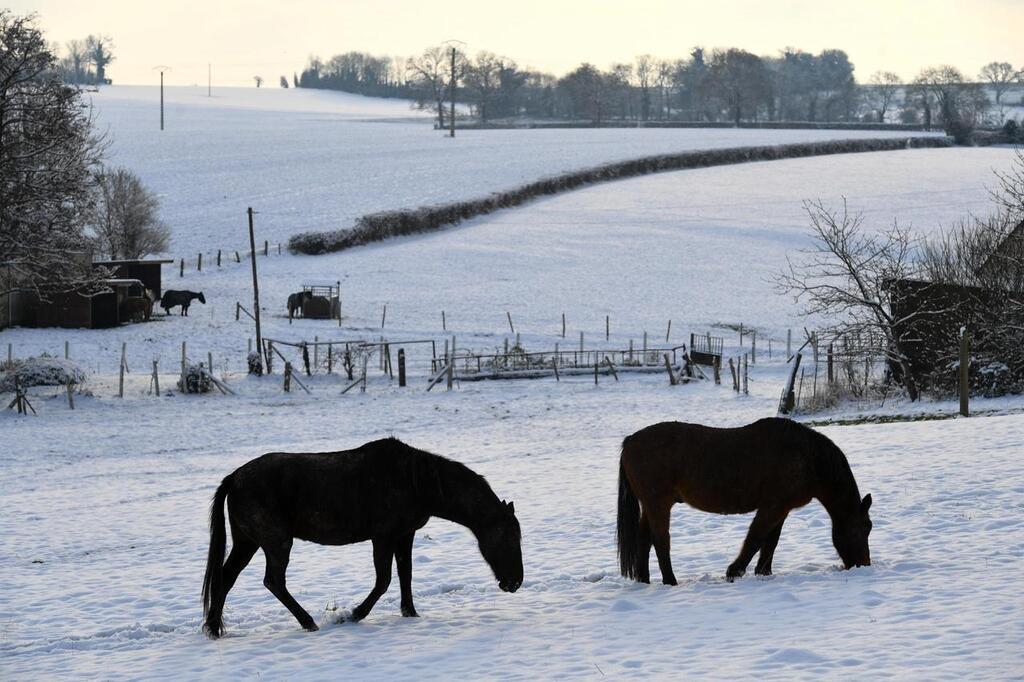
89,85,943,253
2,88,1023,679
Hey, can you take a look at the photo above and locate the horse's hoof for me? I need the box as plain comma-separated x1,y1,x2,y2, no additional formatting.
726,566,745,581
401,606,419,618
662,577,678,586
754,567,772,576
303,622,319,632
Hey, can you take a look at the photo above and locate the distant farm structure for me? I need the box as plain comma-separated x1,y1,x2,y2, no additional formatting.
1,258,172,330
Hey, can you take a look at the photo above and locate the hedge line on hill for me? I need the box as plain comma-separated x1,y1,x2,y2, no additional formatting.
288,136,953,256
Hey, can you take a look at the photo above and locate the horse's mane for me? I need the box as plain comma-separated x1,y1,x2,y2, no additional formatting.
765,419,861,510
361,438,500,506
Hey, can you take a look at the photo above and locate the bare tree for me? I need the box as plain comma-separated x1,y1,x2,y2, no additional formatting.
84,34,113,83
279,75,289,88
407,46,451,129
89,168,170,260
635,54,654,121
253,75,263,88
868,71,900,122
777,199,923,400
0,11,109,301
979,61,1020,122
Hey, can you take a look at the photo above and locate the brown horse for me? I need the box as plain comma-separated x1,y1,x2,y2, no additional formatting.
617,418,872,585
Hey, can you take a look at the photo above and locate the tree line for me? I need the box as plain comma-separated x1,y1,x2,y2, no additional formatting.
296,45,1023,133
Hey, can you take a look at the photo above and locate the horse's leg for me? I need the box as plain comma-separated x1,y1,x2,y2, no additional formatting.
349,538,394,622
262,537,318,631
636,511,653,584
206,537,258,629
755,514,788,576
727,507,787,581
648,503,677,586
394,532,418,617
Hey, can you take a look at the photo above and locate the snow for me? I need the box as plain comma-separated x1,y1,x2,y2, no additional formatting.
1,371,1022,678
88,85,943,253
2,88,1022,678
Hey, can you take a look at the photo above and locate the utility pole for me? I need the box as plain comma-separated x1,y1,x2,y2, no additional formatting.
154,65,171,130
247,207,263,367
449,46,456,138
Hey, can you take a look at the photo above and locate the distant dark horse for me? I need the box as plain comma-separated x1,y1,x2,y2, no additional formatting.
122,289,154,322
618,418,872,585
286,290,312,323
202,438,523,638
160,290,205,316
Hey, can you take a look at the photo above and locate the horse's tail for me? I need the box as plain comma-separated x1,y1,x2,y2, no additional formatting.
617,449,642,581
202,473,234,638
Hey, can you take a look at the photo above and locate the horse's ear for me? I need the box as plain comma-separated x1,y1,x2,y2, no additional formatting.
508,501,515,513
861,494,872,513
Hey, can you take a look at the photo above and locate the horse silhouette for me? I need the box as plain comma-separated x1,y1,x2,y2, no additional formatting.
618,418,872,585
202,438,523,638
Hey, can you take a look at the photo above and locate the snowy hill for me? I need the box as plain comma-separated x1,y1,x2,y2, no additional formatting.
88,85,944,255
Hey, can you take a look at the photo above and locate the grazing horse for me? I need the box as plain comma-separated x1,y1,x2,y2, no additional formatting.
286,290,312,323
202,438,523,638
617,418,872,585
160,290,205,316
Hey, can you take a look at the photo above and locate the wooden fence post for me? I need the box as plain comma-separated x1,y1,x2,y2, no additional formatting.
208,352,214,377
506,311,515,334
561,312,566,338
381,304,387,329
263,240,268,256
217,249,222,267
181,341,187,391
118,341,126,398
235,251,240,263
786,329,792,357
198,252,202,271
398,349,406,387
751,332,756,364
64,340,69,359
284,362,292,392
642,332,648,364
442,310,446,331
152,359,160,397
743,355,749,395
66,381,75,410
827,343,834,384
579,331,584,354
960,328,970,417
664,353,677,385
606,315,610,341
179,259,184,277
739,323,744,346
665,319,671,343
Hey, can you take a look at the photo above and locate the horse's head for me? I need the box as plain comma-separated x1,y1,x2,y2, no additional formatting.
833,493,872,569
197,292,206,304
477,499,523,593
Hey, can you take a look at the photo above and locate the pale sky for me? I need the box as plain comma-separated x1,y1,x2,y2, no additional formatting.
12,0,1024,87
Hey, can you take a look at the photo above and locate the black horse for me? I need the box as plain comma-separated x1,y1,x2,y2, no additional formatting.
160,290,205,316
286,290,312,323
202,438,523,638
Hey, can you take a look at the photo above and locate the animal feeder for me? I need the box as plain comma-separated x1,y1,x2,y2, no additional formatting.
301,281,341,320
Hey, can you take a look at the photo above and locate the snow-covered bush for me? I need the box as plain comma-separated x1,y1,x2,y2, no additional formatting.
0,354,88,393
177,363,212,394
289,137,952,256
247,351,263,376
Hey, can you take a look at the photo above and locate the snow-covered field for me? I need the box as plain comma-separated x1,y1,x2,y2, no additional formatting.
2,88,1023,679
2,371,1023,678
89,85,943,253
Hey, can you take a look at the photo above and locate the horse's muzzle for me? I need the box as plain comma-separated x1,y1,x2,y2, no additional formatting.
499,579,522,593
